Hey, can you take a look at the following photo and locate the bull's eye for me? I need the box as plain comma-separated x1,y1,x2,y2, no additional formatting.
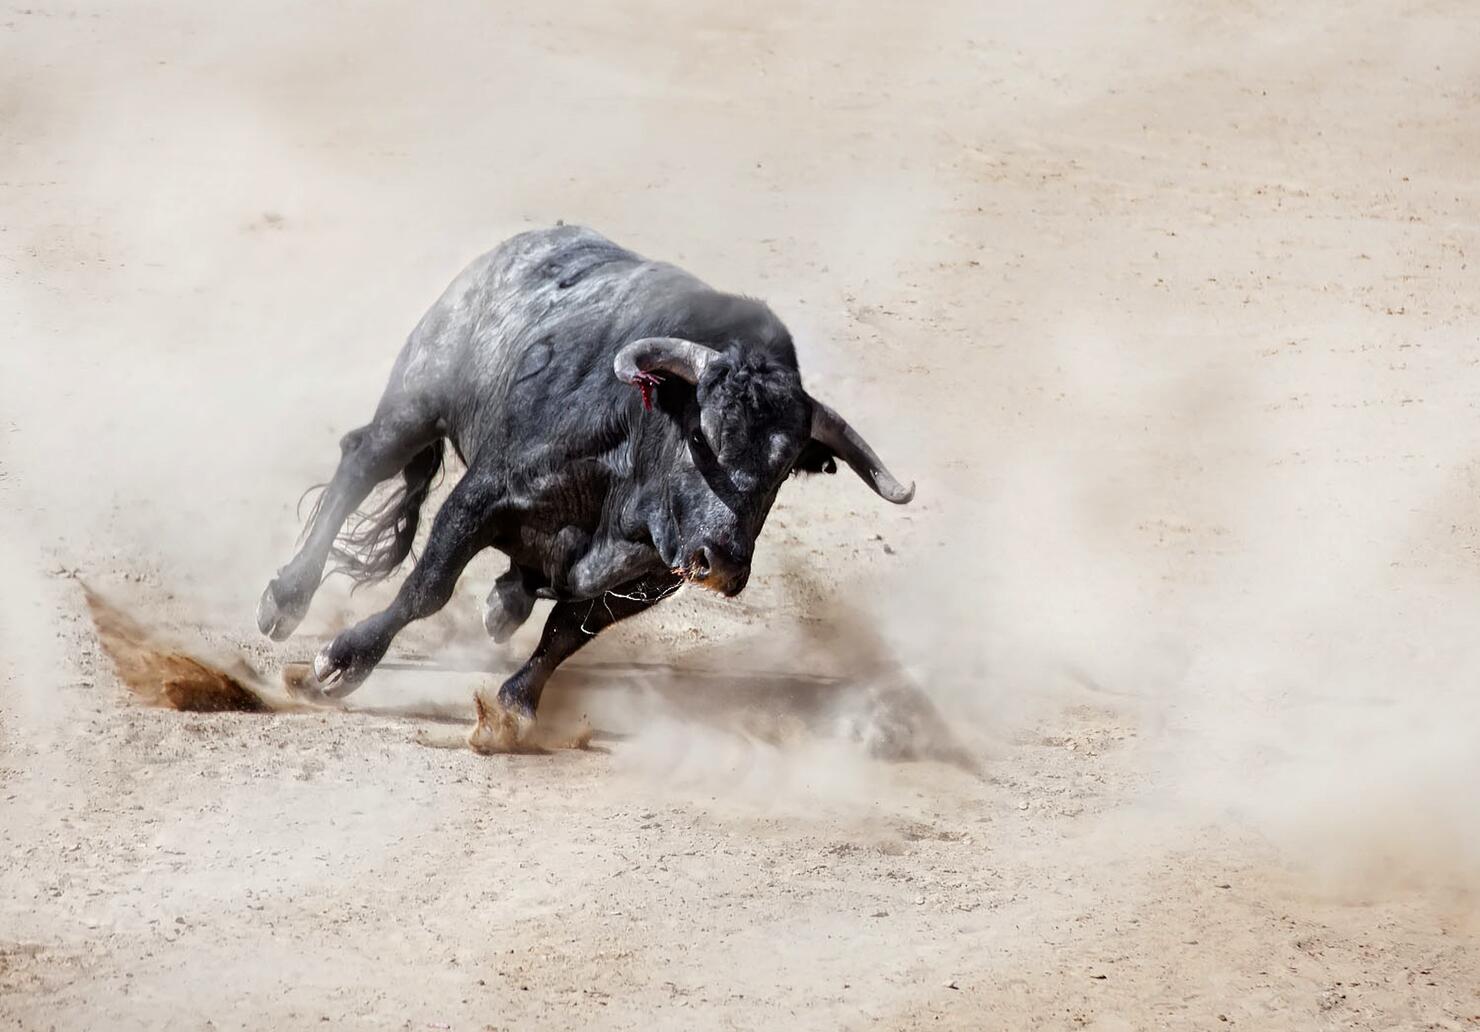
690,428,705,449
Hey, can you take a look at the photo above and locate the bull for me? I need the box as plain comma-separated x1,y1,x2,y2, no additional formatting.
256,225,914,747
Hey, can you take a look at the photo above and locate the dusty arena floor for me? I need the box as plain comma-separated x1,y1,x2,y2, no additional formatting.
3,1,1479,1028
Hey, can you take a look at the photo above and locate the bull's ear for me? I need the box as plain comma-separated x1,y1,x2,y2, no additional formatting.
791,440,838,476
808,397,915,504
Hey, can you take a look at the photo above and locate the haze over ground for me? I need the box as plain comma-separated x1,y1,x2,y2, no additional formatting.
2,1,1478,1027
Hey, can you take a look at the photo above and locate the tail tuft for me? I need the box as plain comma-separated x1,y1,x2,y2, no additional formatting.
330,439,446,585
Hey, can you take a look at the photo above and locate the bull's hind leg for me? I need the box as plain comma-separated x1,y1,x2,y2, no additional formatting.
310,471,499,695
468,576,675,752
257,405,439,641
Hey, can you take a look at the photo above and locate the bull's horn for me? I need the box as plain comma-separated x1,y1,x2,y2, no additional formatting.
614,337,715,386
809,397,915,504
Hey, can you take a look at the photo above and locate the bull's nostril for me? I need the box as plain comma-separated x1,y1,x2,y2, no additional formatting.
691,547,713,577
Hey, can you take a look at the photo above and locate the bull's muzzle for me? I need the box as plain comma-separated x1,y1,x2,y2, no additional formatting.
684,544,751,597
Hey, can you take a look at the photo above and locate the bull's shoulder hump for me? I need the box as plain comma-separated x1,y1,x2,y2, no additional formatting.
495,225,632,265
502,226,650,290
444,226,624,283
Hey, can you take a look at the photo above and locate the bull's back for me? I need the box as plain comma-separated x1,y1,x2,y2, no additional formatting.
396,226,702,462
393,225,790,473
392,226,629,402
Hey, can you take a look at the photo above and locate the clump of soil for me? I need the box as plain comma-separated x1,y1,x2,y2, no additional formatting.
279,661,337,704
463,690,594,754
84,585,277,713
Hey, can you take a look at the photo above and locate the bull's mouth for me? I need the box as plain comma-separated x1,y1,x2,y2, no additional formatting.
672,565,745,597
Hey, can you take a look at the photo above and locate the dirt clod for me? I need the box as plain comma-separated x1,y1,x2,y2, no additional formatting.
85,585,275,713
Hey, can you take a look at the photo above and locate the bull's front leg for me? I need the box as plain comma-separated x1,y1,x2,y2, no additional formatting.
538,537,666,601
483,534,657,648
468,571,678,753
310,472,498,696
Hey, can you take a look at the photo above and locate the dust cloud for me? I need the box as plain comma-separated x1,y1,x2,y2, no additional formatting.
2,0,1477,907
84,586,273,714
8,2,1480,1026
1020,316,1480,896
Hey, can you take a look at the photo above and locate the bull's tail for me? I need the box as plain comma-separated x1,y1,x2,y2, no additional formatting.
328,438,446,586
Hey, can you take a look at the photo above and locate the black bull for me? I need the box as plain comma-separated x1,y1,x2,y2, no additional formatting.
256,226,913,743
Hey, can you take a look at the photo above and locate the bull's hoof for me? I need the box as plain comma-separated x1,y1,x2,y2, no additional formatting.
482,599,524,645
256,580,309,642
468,691,536,754
308,642,372,699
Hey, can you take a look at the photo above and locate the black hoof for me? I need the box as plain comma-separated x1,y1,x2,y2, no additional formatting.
482,600,528,644
256,579,310,642
309,636,377,698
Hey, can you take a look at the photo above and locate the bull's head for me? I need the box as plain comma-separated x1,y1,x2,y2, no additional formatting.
615,336,914,596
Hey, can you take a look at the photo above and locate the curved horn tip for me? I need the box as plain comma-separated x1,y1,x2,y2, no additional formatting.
884,480,916,505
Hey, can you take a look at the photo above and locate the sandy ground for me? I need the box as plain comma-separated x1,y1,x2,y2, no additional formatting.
4,0,1480,1028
